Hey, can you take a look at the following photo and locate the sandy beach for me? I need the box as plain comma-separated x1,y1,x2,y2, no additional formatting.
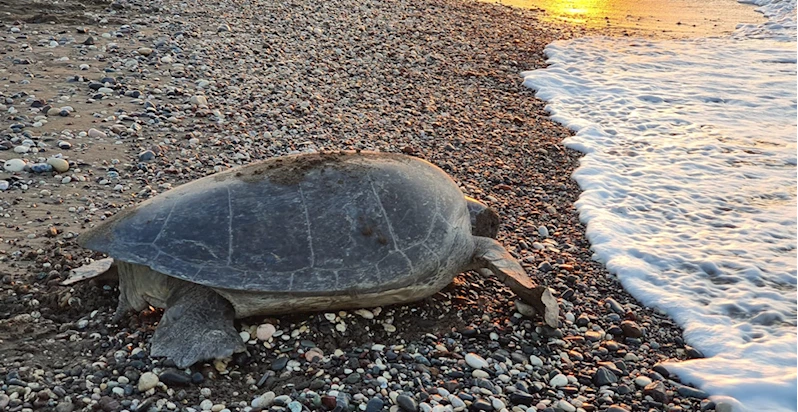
0,0,724,411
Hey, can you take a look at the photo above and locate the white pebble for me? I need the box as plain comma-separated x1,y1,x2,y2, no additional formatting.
88,128,107,138
549,373,568,388
634,376,652,387
256,323,276,341
137,372,158,392
465,353,489,369
3,159,26,172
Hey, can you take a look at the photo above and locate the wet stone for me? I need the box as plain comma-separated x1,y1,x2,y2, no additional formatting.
593,366,618,386
677,385,709,399
396,394,418,412
365,397,384,412
159,370,191,386
620,320,643,338
271,356,289,371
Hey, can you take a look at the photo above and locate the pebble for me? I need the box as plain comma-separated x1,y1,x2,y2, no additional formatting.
593,366,618,386
365,397,384,412
30,163,54,173
137,47,154,56
465,353,489,369
159,370,191,386
139,150,156,161
137,372,159,392
271,356,289,371
257,323,276,340
549,373,568,388
252,392,275,408
13,145,29,153
0,180,8,190
556,400,576,412
634,376,652,387
88,128,107,138
396,394,418,412
47,158,70,173
4,158,25,172
191,95,209,108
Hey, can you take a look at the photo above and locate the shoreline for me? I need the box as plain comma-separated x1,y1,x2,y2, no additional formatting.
0,0,719,411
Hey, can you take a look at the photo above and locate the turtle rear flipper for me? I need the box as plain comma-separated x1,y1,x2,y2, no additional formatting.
151,282,244,369
472,237,559,328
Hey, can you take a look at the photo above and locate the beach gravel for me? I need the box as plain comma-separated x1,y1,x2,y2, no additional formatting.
0,0,718,411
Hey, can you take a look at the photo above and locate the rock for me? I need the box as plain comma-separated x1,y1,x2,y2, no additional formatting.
47,158,69,173
83,37,94,45
57,141,72,149
606,406,631,412
515,300,537,317
396,394,418,412
471,399,492,411
257,323,276,340
0,180,8,190
365,397,384,412
355,308,375,319
252,391,275,408
4,158,25,172
288,401,302,412
549,373,568,388
529,355,543,367
139,150,156,162
13,145,29,153
556,400,576,412
465,353,489,369
190,95,209,108
676,385,709,399
686,345,705,359
30,163,54,173
643,381,668,403
593,366,618,386
137,372,159,392
605,297,625,314
159,370,191,386
491,398,506,410
137,47,154,56
88,128,107,138
0,394,8,409
509,392,535,406
449,395,466,410
620,320,643,338
271,356,289,371
634,376,652,387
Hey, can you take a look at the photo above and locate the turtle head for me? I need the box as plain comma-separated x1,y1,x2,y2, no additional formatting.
465,196,500,239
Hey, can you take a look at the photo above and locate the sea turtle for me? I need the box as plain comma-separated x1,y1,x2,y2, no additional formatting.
70,151,558,368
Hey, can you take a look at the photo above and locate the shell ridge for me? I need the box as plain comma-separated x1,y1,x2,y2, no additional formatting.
367,173,399,253
226,186,233,266
297,184,315,268
150,199,178,248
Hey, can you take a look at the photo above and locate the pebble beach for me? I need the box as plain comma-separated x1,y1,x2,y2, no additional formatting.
0,0,728,411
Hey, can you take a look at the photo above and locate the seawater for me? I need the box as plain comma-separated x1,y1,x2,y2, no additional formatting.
521,1,797,411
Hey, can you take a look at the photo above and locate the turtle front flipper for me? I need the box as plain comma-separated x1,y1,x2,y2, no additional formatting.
472,237,559,328
151,282,245,369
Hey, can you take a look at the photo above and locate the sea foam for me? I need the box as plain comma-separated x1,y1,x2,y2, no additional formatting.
521,0,797,410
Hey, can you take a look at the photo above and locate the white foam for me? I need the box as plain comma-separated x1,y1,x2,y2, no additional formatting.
521,1,797,411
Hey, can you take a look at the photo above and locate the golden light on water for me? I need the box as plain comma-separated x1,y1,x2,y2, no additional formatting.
547,0,604,24
482,0,766,38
